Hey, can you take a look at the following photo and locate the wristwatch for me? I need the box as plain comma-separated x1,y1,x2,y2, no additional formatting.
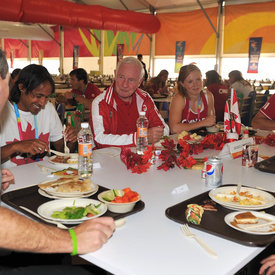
72,93,77,99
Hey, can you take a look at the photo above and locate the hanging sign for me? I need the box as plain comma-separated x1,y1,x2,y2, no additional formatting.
175,41,185,73
247,37,262,74
73,46,79,69
10,49,14,68
117,44,124,64
38,50,43,65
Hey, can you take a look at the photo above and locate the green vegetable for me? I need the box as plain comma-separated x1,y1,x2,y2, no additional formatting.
113,189,124,197
51,203,100,219
102,190,115,202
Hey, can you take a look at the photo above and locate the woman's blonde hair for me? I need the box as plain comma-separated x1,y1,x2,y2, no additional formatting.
177,64,202,99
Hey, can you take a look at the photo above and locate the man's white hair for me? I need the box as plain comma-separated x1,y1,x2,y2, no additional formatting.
116,56,144,81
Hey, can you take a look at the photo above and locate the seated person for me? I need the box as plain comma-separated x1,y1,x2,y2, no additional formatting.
205,70,228,123
64,68,102,109
144,69,169,97
251,93,275,130
169,64,216,134
228,70,252,98
0,64,77,168
90,57,169,149
9,68,21,92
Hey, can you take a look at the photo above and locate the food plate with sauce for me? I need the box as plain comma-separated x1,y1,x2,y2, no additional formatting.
209,186,275,210
48,154,78,168
225,211,275,235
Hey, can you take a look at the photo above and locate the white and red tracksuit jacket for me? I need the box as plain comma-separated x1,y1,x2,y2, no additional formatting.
90,83,169,149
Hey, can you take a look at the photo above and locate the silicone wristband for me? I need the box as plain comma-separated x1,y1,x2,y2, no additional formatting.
68,229,78,256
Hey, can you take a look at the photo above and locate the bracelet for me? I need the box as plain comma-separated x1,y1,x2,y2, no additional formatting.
68,228,78,256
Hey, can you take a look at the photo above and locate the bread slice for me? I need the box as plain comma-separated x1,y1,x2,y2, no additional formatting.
234,212,258,224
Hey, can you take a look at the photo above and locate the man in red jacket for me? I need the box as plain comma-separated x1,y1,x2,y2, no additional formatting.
64,68,101,109
90,57,169,149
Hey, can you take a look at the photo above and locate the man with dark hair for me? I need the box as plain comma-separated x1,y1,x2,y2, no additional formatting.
0,49,115,274
64,68,101,109
137,54,148,84
0,64,78,168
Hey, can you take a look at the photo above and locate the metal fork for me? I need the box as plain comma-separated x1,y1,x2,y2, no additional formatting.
63,125,70,156
180,224,217,258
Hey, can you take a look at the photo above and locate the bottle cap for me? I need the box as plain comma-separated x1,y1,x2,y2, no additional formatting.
81,122,89,128
139,111,145,116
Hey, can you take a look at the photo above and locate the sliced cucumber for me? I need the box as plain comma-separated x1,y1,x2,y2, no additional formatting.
102,190,115,201
113,189,124,197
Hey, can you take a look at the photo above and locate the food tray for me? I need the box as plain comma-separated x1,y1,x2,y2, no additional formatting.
254,155,275,174
1,185,145,228
165,184,275,247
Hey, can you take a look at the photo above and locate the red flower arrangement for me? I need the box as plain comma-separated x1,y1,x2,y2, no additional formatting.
120,133,226,173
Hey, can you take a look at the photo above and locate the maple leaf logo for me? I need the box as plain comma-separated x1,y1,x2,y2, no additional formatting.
6,122,50,166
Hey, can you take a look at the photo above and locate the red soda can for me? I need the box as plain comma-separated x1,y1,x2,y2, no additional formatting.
205,156,223,188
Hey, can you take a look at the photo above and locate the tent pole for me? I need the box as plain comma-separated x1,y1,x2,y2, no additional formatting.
27,40,31,64
59,26,64,76
99,30,104,75
215,0,224,73
1,38,4,50
150,34,155,78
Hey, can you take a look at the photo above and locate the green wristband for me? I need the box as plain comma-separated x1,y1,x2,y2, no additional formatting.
68,228,78,256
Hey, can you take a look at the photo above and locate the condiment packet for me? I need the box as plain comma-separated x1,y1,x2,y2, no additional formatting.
171,184,189,195
93,162,101,169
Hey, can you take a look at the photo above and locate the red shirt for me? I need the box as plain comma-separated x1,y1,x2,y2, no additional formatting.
207,83,228,122
181,93,208,123
260,94,275,120
71,82,101,100
113,90,139,134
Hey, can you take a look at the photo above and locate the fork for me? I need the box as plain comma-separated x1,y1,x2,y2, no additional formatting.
180,224,217,258
63,125,70,157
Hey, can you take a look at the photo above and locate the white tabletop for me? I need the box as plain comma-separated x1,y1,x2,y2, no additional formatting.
2,144,275,275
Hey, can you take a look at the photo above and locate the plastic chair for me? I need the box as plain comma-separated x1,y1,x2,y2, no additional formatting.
239,92,255,127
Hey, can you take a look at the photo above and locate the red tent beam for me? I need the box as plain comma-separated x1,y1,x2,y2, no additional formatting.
0,0,160,34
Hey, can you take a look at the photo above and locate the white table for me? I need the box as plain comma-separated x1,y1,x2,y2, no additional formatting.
3,144,275,275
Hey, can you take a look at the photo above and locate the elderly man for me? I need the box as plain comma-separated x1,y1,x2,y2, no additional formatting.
0,49,115,273
90,57,169,149
64,68,101,109
0,64,78,168
252,94,275,130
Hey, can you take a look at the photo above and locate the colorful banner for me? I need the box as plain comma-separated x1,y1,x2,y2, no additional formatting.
38,50,43,65
73,45,79,69
117,44,124,64
10,49,14,68
175,41,185,73
247,37,262,73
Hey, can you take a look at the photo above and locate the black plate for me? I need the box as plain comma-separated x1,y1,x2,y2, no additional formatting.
165,184,275,247
1,185,145,228
254,155,275,174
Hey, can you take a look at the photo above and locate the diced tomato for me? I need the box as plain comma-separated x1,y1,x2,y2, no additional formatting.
87,213,94,217
123,187,131,194
115,197,124,203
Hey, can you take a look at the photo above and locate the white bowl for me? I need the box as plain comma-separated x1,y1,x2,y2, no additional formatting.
206,125,220,133
97,191,141,213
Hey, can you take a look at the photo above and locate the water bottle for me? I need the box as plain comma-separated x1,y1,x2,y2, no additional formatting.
136,111,148,155
78,122,93,179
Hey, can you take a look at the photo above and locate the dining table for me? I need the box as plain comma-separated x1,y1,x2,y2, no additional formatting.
1,133,275,275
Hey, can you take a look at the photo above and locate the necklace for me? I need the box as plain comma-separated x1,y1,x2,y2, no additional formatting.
186,95,201,122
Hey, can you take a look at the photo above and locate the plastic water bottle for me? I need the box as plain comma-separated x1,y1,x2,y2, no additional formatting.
136,111,148,155
78,122,93,179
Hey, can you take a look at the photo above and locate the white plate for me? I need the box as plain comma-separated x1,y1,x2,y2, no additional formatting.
39,180,98,198
38,188,98,199
37,198,107,224
225,211,275,235
209,186,275,211
48,155,78,168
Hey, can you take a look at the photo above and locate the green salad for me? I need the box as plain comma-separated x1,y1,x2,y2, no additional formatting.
51,203,101,219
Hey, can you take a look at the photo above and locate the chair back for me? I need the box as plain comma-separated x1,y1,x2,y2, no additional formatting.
252,93,268,118
56,103,65,124
239,92,255,126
